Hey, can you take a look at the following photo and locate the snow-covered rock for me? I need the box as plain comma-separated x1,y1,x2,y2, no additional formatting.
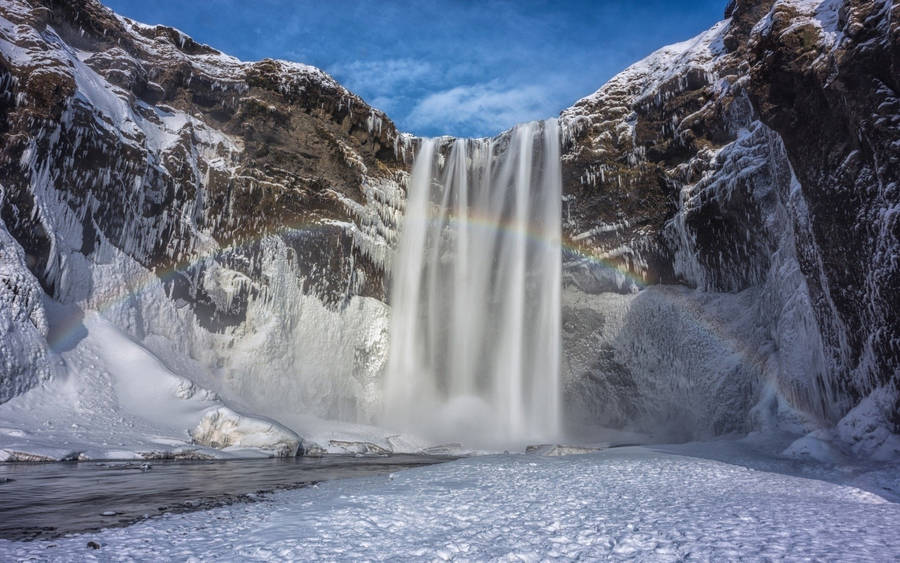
0,0,403,441
783,430,849,464
836,386,900,461
525,444,606,456
190,407,300,457
559,0,899,451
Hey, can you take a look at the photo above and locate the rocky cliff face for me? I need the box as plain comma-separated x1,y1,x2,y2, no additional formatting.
0,0,411,423
0,0,896,457
748,0,899,423
558,0,898,452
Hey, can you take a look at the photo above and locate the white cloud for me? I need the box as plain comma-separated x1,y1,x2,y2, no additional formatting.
328,60,560,136
368,96,398,113
405,81,553,136
329,58,433,95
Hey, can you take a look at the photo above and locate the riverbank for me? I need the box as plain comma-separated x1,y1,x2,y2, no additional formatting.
2,441,897,560
0,454,453,541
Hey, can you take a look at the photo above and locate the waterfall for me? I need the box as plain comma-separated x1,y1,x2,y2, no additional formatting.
385,119,562,448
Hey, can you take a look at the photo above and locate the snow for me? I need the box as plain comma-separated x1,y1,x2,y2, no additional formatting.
753,0,847,53
1,444,897,560
191,407,300,457
0,304,300,461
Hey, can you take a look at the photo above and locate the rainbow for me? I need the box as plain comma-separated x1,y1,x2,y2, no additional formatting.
50,205,647,346
436,209,650,289
46,206,770,413
42,201,799,434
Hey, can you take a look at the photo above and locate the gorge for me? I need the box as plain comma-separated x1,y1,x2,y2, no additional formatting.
2,0,900,558
0,0,897,463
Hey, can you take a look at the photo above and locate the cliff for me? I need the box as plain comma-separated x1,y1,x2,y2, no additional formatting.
0,0,896,459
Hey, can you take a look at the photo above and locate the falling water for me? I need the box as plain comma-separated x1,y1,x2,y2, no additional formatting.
385,119,562,448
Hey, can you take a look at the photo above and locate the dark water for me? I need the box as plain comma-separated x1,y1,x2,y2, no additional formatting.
0,454,453,541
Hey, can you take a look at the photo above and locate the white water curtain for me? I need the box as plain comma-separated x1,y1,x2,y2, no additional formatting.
385,119,562,448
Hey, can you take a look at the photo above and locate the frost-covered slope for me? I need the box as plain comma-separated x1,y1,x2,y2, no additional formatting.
0,219,55,402
0,305,301,461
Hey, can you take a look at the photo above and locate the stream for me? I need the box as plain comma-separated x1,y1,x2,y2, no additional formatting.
0,454,454,541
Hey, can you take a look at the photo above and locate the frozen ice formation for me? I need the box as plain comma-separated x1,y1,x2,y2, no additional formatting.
190,407,301,457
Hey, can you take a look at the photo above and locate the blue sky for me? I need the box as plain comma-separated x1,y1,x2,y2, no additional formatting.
103,1,727,138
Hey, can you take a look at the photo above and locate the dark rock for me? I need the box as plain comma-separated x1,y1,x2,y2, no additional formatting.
746,0,900,423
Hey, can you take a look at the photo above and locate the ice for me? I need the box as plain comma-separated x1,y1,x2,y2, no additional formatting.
0,220,56,403
1,443,897,560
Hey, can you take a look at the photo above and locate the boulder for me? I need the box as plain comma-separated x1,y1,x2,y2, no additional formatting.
190,407,301,457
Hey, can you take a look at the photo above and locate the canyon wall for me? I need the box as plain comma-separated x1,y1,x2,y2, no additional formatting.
0,0,896,455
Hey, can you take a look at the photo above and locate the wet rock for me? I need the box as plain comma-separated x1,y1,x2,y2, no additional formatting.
327,440,391,455
421,443,464,456
0,450,56,462
300,443,328,457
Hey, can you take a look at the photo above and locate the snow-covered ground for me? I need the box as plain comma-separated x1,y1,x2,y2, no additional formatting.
2,443,897,560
